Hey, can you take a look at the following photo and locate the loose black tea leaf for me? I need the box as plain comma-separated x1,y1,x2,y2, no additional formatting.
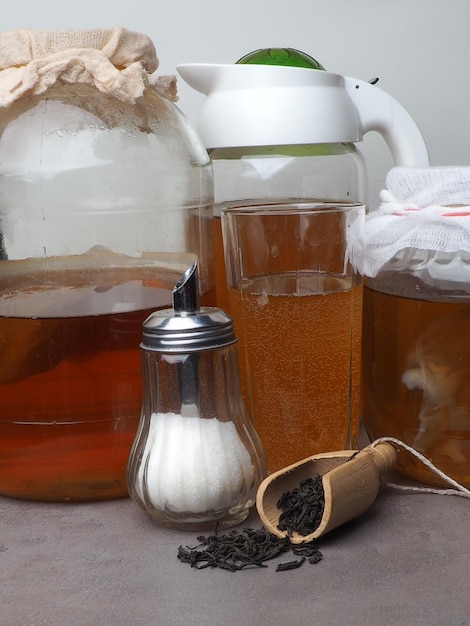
276,475,325,536
177,526,322,572
308,552,323,564
292,542,324,564
177,527,289,571
275,557,305,572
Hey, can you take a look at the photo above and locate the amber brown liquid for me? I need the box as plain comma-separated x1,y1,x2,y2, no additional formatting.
0,262,214,501
213,214,230,313
362,280,470,487
229,273,362,472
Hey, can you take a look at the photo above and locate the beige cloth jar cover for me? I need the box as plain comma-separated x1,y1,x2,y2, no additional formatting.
0,26,177,106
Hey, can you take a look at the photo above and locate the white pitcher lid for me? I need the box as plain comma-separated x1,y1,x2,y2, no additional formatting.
177,48,360,147
177,48,430,167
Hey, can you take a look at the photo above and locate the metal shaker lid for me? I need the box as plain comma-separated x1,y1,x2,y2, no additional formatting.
141,261,237,352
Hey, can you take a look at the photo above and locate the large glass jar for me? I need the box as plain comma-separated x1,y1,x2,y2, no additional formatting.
361,167,470,488
0,28,213,501
363,250,470,488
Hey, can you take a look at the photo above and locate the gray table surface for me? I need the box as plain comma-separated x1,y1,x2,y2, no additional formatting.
1,482,469,626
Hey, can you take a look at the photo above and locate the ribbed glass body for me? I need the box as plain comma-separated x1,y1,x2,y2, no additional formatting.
127,342,267,530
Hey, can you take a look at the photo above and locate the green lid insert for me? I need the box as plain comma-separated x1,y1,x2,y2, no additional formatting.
236,48,325,70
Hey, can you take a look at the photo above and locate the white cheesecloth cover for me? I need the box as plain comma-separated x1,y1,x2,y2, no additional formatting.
354,166,470,279
0,26,177,106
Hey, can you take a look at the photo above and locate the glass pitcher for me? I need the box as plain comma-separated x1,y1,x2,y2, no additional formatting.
177,47,429,310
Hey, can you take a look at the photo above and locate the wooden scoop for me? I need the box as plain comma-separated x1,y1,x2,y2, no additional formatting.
256,442,397,544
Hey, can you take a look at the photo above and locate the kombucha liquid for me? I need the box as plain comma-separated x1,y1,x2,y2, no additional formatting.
228,272,362,472
213,214,230,313
0,262,211,501
362,279,470,487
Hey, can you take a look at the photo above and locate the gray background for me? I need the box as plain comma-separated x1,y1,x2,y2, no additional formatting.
3,0,469,208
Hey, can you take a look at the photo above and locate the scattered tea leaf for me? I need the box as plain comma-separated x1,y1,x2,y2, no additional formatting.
177,526,322,572
276,557,305,571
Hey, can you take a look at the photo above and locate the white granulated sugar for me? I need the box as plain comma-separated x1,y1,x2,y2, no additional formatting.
139,412,255,514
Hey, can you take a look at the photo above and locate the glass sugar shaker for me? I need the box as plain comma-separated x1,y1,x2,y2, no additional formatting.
126,260,267,530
